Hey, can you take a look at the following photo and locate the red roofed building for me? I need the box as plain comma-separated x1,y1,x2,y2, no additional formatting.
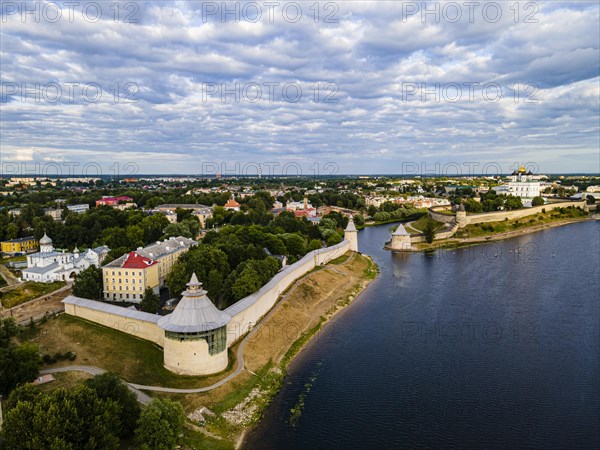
294,208,317,218
102,251,160,302
224,196,241,211
96,196,134,207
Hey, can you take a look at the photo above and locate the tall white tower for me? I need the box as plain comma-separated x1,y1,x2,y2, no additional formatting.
344,216,359,252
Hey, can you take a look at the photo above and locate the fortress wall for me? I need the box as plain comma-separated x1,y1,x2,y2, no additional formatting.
224,241,351,346
428,208,456,224
64,301,164,347
464,200,586,225
428,200,587,226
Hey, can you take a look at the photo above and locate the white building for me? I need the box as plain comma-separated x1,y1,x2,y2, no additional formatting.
22,233,109,283
67,204,90,214
506,166,541,199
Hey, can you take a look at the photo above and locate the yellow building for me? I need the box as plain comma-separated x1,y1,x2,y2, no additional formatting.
1,236,38,255
102,251,160,302
134,236,197,286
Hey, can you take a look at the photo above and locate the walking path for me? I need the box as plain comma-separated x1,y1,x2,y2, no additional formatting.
40,365,153,405
39,253,357,395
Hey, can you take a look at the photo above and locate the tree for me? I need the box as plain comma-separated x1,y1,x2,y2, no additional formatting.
0,316,19,347
85,372,141,437
231,265,262,301
163,222,192,239
140,288,160,314
135,398,185,450
423,219,436,244
586,194,596,205
307,239,323,252
504,195,523,210
326,232,343,246
531,196,545,207
0,318,41,395
73,266,103,300
1,386,120,450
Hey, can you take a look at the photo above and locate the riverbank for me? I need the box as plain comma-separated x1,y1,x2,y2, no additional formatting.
412,214,596,251
152,252,378,449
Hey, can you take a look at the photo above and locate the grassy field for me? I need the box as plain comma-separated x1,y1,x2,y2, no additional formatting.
1,281,66,308
19,314,241,388
407,215,445,233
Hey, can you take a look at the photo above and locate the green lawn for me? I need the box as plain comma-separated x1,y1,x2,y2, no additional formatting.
1,281,66,308
21,314,237,388
408,216,445,233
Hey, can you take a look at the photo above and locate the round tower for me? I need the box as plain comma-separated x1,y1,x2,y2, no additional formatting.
344,216,359,252
456,203,467,228
390,223,412,251
158,274,231,375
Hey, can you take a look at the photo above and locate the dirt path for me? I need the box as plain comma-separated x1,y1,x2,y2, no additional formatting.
0,284,71,324
0,264,21,288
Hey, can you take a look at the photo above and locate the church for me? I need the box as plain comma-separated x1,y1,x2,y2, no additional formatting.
506,165,541,199
22,233,109,283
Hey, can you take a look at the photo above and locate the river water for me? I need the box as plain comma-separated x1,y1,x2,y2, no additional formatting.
243,221,600,449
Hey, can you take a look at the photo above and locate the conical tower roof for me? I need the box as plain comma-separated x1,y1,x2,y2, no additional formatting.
158,273,230,333
392,224,410,236
345,216,357,232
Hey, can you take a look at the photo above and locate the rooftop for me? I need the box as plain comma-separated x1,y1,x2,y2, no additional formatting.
2,235,35,243
158,273,230,333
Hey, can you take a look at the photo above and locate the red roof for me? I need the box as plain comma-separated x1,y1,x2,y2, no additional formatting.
224,199,240,208
96,196,134,206
121,252,158,269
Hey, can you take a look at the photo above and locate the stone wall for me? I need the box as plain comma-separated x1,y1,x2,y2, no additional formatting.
224,240,351,346
163,336,228,375
429,200,587,228
63,300,164,347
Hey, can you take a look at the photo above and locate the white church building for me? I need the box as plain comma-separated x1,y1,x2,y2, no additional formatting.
506,166,541,199
22,233,109,283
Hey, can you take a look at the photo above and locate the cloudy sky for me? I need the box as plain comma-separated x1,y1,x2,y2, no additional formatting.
1,1,599,176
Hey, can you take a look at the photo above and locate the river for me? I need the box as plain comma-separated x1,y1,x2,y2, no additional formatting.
243,221,600,449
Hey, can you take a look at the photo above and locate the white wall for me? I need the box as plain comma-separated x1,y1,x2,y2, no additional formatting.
224,241,351,346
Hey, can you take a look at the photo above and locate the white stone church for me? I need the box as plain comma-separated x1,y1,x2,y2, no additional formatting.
22,233,109,283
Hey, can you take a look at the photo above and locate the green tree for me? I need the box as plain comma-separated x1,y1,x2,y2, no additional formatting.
307,239,323,252
140,288,160,314
0,316,19,347
326,232,342,246
135,398,185,450
85,372,141,437
231,265,262,301
423,219,436,244
0,338,41,395
531,196,545,207
73,266,103,300
504,195,523,210
1,385,120,450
